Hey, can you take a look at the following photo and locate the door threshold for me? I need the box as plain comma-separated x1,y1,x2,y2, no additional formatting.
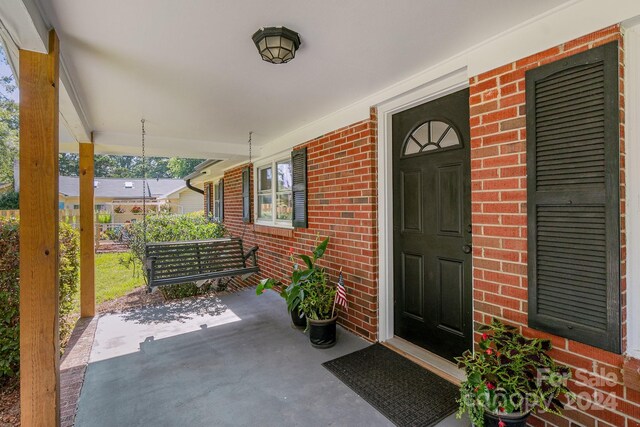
382,336,466,385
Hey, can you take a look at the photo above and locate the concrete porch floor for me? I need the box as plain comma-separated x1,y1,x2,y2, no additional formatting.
75,289,469,427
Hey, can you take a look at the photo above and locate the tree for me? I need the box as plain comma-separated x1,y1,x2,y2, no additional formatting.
0,47,18,186
58,153,79,176
168,158,204,178
58,153,204,179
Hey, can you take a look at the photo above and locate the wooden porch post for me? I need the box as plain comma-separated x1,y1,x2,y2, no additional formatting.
79,140,95,317
19,29,61,426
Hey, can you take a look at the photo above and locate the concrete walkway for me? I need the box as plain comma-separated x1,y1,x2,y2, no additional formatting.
75,289,468,427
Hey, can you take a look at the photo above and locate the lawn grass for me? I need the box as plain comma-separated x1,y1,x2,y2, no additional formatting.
94,252,145,303
73,252,145,310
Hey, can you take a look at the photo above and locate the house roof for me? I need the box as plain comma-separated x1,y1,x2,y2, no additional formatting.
59,176,184,199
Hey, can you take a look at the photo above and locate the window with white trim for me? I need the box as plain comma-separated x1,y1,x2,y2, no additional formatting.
213,179,223,221
256,158,293,225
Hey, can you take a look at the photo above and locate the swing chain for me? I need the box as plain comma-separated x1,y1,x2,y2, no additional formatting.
141,118,147,247
248,131,253,165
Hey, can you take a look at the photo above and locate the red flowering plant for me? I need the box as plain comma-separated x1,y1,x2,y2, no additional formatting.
455,318,573,426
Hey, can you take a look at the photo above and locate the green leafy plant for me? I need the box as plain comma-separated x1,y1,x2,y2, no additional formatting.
0,218,80,381
455,318,573,426
0,191,18,209
127,212,226,299
257,237,336,321
96,211,112,224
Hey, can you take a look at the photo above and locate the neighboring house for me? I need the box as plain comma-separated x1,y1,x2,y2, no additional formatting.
159,184,206,214
58,176,198,221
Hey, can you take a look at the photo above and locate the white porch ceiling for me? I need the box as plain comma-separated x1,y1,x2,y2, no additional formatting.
27,1,571,161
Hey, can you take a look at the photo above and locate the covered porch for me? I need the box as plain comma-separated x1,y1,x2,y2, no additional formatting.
3,0,640,426
64,289,463,426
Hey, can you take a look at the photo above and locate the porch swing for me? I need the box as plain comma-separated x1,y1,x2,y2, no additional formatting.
140,120,259,290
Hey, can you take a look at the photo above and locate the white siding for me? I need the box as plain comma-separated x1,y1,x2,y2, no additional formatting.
178,188,204,213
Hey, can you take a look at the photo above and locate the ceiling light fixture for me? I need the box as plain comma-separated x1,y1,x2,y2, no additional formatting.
252,26,301,64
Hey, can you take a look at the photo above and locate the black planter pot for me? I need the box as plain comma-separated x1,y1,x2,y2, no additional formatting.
290,307,306,328
483,410,529,427
307,315,338,348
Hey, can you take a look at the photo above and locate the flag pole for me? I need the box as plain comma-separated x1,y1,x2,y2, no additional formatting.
331,267,343,318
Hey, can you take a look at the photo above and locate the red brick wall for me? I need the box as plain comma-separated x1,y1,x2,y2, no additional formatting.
219,108,379,340
470,25,639,426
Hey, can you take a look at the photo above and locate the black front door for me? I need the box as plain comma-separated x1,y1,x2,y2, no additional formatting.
392,88,472,362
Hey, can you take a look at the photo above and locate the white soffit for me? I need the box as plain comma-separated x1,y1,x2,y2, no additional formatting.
33,0,567,157
7,0,640,158
0,0,91,143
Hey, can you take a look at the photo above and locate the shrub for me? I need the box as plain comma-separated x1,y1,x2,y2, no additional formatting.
128,213,226,299
0,218,80,381
0,191,19,209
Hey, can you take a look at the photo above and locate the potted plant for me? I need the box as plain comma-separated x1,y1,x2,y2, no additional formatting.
256,237,339,347
113,205,125,214
298,265,337,348
130,205,142,214
455,318,573,427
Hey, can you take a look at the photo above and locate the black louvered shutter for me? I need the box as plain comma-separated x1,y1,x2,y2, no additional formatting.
291,147,307,228
242,167,250,223
526,41,620,353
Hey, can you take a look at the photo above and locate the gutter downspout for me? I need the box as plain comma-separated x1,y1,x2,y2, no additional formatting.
186,178,204,195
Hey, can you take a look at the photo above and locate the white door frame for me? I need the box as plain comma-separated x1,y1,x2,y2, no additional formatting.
376,68,469,342
624,20,640,360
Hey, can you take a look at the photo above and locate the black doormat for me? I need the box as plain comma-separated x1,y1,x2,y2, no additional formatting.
322,343,460,427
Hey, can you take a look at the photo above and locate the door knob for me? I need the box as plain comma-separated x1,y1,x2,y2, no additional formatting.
462,244,472,254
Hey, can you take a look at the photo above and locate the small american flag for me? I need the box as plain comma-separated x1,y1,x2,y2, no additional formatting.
335,271,348,309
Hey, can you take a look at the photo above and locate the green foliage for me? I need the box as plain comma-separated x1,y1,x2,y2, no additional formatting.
257,237,336,320
0,190,18,209
96,211,112,224
297,269,335,321
128,213,225,299
58,223,81,337
455,318,573,426
58,153,205,179
0,218,20,380
167,157,205,178
0,47,18,186
0,218,80,381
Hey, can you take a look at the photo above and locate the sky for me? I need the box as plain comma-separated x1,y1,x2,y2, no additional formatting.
0,45,19,103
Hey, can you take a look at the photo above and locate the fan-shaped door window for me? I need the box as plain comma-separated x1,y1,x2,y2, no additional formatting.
402,120,461,157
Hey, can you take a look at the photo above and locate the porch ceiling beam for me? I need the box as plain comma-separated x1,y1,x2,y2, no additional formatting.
19,28,61,426
79,140,95,318
72,132,261,159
